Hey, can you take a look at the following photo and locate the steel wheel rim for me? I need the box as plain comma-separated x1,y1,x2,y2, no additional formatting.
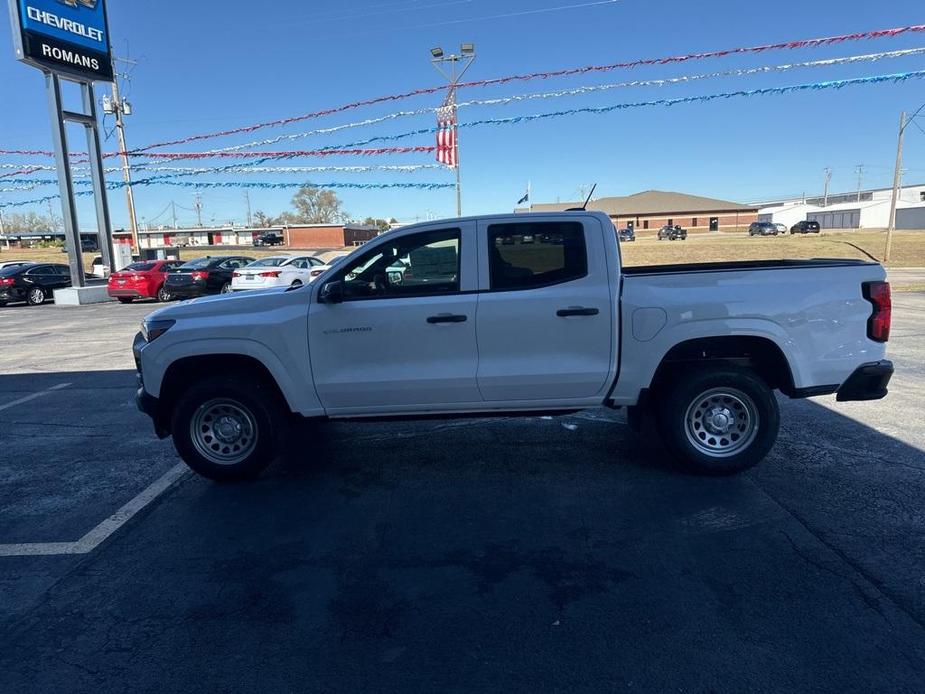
684,387,759,458
29,288,44,304
158,287,170,302
190,398,258,465
221,283,232,294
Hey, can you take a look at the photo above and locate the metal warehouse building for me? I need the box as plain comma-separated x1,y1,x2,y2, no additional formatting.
758,183,925,230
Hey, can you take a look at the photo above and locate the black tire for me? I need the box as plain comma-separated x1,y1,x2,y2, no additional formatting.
220,282,233,294
26,286,45,306
290,279,303,288
171,375,285,481
117,297,134,304
0,301,7,308
655,365,779,476
157,285,172,302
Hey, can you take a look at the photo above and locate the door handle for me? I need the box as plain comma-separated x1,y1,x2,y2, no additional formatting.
427,314,468,324
556,307,599,317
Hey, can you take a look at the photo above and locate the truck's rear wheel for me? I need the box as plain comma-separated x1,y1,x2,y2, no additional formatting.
171,376,282,481
657,366,779,475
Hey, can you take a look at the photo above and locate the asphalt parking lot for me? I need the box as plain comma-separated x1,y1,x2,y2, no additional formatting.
1,294,924,692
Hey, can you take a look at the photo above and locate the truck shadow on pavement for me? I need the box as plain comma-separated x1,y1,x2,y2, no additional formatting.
2,369,925,692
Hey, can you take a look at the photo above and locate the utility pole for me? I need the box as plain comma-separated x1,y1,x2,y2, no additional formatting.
104,56,139,250
822,168,832,207
0,207,7,251
430,43,476,217
244,191,253,227
46,199,57,230
886,111,907,264
194,192,203,227
855,164,864,202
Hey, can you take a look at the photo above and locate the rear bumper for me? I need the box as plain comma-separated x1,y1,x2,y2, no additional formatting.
836,360,893,402
108,288,147,298
166,285,210,299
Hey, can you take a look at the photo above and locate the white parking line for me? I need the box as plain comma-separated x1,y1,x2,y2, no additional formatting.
0,463,189,557
0,382,72,412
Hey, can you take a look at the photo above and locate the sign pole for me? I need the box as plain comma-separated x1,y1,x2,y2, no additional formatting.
45,71,85,288
81,80,115,273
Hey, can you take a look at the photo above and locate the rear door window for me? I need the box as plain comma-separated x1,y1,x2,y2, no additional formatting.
486,222,587,290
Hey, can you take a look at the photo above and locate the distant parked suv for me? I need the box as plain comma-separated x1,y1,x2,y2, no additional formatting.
748,222,779,237
657,225,687,241
253,232,284,247
618,227,635,242
791,220,821,234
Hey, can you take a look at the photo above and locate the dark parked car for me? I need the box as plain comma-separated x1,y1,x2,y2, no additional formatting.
62,239,99,253
748,222,779,237
657,224,687,241
791,220,821,234
253,232,284,247
618,227,635,242
163,256,255,299
0,263,72,306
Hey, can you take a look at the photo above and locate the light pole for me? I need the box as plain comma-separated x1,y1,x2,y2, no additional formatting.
430,43,476,217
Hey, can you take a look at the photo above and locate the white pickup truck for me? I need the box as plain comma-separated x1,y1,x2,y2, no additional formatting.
133,211,893,480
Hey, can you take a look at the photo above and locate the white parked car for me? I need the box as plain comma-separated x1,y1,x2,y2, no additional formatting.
307,252,353,282
231,255,325,291
134,211,893,481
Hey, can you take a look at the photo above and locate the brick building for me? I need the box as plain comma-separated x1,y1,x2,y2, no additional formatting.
283,223,379,249
530,190,759,232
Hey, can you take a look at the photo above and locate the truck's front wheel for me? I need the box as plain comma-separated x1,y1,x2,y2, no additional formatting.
657,366,779,475
171,376,282,481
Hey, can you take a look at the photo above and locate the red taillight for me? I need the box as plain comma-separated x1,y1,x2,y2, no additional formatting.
863,281,891,342
0,278,14,287
190,271,209,281
232,272,241,278
259,271,281,278
310,269,324,278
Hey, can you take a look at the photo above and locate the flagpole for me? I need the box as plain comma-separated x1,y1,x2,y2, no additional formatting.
453,87,461,217
430,45,476,218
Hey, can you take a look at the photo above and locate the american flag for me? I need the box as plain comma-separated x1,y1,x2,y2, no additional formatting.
436,91,457,168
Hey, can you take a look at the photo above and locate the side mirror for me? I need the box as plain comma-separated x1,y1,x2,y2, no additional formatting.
319,280,344,304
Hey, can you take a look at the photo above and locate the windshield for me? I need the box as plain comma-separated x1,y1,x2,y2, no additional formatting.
0,264,27,277
177,257,213,270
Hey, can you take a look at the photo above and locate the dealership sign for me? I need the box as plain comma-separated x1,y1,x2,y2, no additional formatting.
8,0,113,81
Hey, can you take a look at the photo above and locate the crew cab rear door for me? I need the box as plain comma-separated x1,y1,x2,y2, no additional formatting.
308,222,480,413
475,216,617,402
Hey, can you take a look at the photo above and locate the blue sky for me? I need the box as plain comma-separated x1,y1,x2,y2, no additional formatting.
1,0,925,229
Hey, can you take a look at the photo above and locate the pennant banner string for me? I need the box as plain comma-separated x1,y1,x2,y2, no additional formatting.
123,22,925,153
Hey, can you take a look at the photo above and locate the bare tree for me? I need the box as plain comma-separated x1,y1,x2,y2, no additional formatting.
290,186,348,224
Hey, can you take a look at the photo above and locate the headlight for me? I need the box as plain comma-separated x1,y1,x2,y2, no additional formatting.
141,318,175,342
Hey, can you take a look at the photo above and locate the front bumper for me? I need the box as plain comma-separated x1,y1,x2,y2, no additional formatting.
133,331,169,438
836,360,893,402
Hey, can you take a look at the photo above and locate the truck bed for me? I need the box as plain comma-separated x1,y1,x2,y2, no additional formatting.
622,258,878,276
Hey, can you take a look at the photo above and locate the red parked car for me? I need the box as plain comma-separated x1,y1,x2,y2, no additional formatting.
108,260,183,303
